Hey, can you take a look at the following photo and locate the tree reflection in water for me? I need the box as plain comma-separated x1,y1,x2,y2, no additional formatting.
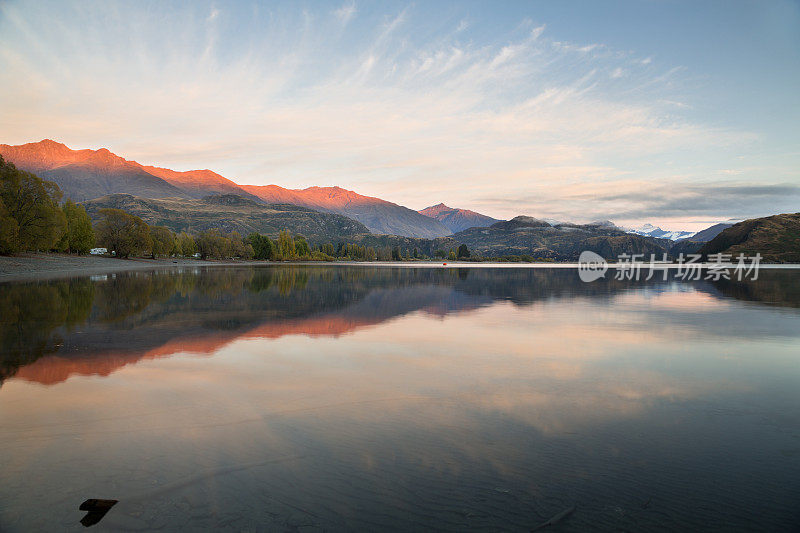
1,266,798,385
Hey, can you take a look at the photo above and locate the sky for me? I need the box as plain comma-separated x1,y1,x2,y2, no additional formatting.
1,0,798,230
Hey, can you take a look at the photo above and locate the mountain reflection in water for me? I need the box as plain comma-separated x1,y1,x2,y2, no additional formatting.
0,266,799,531
2,266,798,386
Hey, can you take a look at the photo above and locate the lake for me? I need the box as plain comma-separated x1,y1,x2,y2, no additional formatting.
1,265,799,531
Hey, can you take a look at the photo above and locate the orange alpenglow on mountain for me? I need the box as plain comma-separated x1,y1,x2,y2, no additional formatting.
0,139,478,238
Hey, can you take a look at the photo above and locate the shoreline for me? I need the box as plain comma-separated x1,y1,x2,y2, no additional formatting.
0,253,257,282
2,253,799,283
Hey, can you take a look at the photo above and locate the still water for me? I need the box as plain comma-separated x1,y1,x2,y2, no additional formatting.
1,266,799,531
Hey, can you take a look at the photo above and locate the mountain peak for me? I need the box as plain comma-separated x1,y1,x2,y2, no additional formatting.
36,139,69,148
508,215,550,226
419,203,453,216
419,203,501,232
0,138,79,171
626,223,696,241
587,220,619,229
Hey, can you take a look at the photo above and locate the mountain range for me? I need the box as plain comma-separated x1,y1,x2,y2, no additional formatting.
241,184,450,238
2,139,760,259
454,216,671,260
0,140,454,238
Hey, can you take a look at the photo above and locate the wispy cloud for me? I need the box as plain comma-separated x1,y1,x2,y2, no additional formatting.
334,1,356,25
480,181,800,230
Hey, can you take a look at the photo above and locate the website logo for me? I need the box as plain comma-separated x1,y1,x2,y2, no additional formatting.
578,250,608,282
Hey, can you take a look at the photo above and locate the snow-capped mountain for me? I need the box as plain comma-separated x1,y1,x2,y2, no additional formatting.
626,224,696,241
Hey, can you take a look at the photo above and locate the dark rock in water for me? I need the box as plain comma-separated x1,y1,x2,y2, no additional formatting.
79,499,118,527
531,505,575,531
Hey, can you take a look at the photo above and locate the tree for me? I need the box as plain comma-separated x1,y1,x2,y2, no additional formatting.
150,226,175,258
0,197,19,254
277,229,295,260
0,155,65,252
247,233,277,260
228,231,253,259
57,199,95,254
95,208,151,258
295,236,311,258
196,229,248,259
319,243,335,257
177,232,196,257
448,250,456,260
457,244,471,258
196,229,225,259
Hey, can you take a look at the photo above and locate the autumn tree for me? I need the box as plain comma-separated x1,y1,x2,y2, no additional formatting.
196,229,226,259
0,197,19,254
0,155,65,252
95,208,151,258
176,232,196,257
277,229,296,260
57,199,95,254
228,231,254,259
150,226,175,258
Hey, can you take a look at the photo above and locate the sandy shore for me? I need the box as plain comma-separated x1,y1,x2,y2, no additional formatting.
0,253,260,282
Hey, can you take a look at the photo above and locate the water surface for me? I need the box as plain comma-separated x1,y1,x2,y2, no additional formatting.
1,266,799,531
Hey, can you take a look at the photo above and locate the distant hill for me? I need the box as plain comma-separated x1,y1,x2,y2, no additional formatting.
241,184,452,238
669,222,734,256
82,194,369,243
687,223,733,243
454,216,670,260
418,203,500,232
349,234,458,257
698,213,800,263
